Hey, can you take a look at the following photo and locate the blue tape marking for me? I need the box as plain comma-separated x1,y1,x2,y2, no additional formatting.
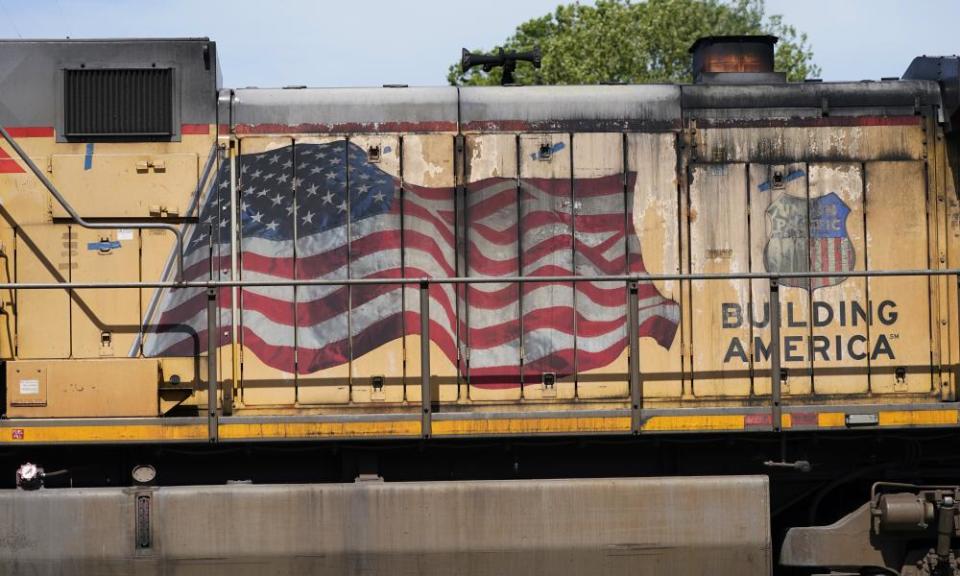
529,141,566,160
87,240,121,251
757,169,805,192
382,145,392,154
83,143,94,170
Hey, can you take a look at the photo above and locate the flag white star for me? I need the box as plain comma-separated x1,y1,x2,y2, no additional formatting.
269,154,280,164
321,190,335,204
337,200,347,213
329,157,342,165
306,184,319,196
265,220,279,232
282,159,293,169
325,171,337,180
276,173,290,184
310,166,322,174
250,211,263,223
286,203,295,216
271,194,283,206
356,184,370,195
256,189,269,198
373,191,385,203
301,211,315,225
251,169,262,179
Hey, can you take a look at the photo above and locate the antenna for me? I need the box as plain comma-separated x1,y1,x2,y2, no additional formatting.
461,47,542,86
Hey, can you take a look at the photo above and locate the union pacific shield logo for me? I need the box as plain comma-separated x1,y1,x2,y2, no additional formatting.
764,191,854,291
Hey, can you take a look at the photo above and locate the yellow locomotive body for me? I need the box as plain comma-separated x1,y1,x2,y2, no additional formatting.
0,38,957,446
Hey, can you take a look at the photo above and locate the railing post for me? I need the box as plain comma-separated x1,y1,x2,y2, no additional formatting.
956,273,960,400
769,279,782,433
420,281,432,438
206,288,219,442
628,281,642,434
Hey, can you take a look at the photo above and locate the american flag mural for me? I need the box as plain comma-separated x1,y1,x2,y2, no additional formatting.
142,140,679,386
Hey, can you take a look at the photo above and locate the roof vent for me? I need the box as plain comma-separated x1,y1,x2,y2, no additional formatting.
690,35,785,84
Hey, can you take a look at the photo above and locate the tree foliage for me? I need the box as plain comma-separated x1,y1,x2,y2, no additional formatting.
448,0,819,85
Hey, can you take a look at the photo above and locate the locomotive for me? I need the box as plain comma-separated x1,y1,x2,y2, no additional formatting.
0,35,959,575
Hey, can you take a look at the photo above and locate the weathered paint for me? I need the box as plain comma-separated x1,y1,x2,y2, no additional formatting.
865,161,933,394
237,136,297,406
689,162,752,396
807,163,868,395
0,422,207,443
433,414,630,435
289,135,352,405
219,419,420,439
629,132,685,398
749,162,813,397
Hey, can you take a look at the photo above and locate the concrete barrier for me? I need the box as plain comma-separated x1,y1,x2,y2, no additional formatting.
0,475,770,575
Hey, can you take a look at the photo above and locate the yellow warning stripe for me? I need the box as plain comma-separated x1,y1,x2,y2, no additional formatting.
0,424,207,443
878,409,958,426
1,409,957,443
817,413,846,427
219,420,420,440
816,410,959,428
432,416,630,436
642,414,745,432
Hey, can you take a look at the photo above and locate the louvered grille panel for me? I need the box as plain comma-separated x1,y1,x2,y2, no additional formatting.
64,68,173,139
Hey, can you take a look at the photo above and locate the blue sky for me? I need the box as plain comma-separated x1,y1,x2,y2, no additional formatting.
0,0,957,87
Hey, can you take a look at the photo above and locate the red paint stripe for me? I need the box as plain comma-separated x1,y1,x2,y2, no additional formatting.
460,119,681,133
3,126,54,137
745,413,772,427
0,160,24,174
0,147,24,173
790,412,818,426
817,238,827,289
181,123,211,135
695,116,921,129
469,186,519,221
833,237,842,285
234,121,458,135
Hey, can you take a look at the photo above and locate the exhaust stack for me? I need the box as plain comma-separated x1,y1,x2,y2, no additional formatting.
690,35,785,84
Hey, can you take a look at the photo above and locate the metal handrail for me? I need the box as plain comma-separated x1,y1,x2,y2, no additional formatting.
130,141,221,358
3,268,958,442
0,268,956,290
0,125,192,281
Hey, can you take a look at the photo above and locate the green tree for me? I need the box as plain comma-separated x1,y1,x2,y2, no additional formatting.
448,0,819,85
